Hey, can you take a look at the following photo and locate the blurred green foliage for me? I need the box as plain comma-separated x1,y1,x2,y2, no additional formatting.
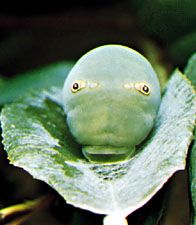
130,0,196,66
185,52,196,86
185,53,196,225
131,0,196,42
0,62,73,105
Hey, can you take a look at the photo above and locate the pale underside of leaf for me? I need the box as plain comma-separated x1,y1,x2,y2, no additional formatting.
1,70,195,217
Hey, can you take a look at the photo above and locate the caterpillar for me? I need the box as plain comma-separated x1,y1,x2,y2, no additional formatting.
63,45,161,163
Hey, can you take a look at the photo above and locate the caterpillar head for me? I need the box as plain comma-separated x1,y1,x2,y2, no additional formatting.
63,45,161,163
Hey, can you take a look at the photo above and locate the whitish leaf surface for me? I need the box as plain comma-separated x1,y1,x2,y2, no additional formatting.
1,70,195,217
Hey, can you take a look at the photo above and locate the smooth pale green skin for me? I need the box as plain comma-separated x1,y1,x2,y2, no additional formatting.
63,45,161,162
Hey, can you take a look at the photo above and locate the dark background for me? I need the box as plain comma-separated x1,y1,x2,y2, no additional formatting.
0,0,139,76
0,0,195,77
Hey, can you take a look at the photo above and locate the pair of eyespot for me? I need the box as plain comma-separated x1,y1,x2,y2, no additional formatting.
71,80,150,96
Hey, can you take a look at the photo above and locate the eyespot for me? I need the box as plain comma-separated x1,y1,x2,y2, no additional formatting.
135,83,151,96
71,80,86,93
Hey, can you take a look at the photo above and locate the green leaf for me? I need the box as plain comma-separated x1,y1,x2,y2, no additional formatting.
169,32,196,66
189,131,196,225
136,0,196,43
0,76,6,88
0,62,74,105
189,140,196,225
185,52,196,87
1,70,195,220
185,53,196,225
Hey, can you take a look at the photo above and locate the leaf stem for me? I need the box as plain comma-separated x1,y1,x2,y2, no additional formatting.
0,194,54,223
4,212,33,225
103,215,128,225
